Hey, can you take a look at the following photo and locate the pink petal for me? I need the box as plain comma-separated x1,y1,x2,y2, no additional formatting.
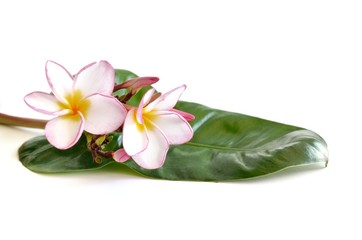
45,60,74,103
146,85,186,112
113,148,130,163
136,88,156,124
24,91,71,116
117,77,159,93
82,94,127,134
74,61,115,97
149,111,193,144
171,109,195,121
132,125,169,169
45,114,84,149
123,109,149,156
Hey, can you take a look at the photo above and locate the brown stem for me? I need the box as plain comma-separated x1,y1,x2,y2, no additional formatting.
0,113,46,129
113,83,126,92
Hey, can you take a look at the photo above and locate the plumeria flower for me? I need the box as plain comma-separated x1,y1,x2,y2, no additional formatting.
114,85,194,169
24,60,127,149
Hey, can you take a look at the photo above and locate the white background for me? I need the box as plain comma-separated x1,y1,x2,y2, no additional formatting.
0,0,361,239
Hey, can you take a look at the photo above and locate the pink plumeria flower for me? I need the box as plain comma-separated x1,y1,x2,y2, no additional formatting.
24,60,127,149
114,85,194,169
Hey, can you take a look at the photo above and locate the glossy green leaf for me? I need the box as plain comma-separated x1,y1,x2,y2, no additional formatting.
18,135,113,172
18,100,328,180
114,69,138,84
123,101,328,180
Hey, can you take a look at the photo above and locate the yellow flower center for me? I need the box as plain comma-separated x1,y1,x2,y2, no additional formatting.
132,108,157,132
59,89,90,116
143,110,159,130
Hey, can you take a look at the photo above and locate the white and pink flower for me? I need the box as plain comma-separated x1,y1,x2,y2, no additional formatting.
24,60,127,149
114,85,194,169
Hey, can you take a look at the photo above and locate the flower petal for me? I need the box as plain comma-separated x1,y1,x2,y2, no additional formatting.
132,125,169,169
113,148,130,163
136,88,156,124
45,114,84,149
117,77,159,93
146,85,186,112
24,91,71,116
45,60,73,103
123,109,149,156
149,111,193,144
139,88,156,109
170,109,195,121
82,94,127,134
74,61,115,97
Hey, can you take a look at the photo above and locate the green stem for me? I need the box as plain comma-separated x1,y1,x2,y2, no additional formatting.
0,113,46,129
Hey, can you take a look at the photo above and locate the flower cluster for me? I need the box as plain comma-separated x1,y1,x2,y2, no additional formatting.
24,61,194,169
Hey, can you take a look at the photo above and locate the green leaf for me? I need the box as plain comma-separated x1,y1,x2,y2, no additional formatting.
102,133,122,152
18,135,113,173
122,101,328,180
114,69,138,85
18,101,328,180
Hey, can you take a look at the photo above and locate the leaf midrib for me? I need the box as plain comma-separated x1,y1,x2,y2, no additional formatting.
185,141,249,151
